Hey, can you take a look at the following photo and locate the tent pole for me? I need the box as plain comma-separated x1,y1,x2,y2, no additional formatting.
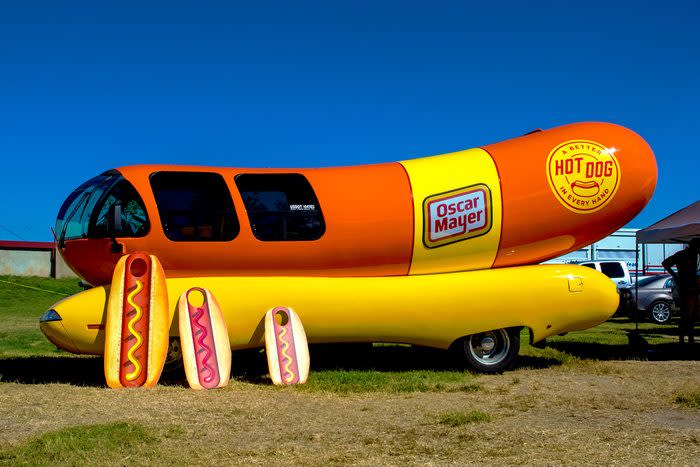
634,239,639,333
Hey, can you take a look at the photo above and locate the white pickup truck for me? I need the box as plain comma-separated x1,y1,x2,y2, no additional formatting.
579,260,632,287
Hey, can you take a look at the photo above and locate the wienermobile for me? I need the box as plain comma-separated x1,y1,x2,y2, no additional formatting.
40,122,657,376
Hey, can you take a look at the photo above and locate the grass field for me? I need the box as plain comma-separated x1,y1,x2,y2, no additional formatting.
0,276,81,358
1,276,699,465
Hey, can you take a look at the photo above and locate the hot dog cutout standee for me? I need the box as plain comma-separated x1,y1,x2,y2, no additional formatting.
178,287,231,390
264,306,310,385
104,253,169,388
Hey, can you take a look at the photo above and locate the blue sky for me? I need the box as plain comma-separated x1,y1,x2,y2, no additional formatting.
0,1,698,241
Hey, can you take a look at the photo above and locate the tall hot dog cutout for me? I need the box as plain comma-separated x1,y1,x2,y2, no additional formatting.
104,253,169,388
264,306,310,385
178,287,231,390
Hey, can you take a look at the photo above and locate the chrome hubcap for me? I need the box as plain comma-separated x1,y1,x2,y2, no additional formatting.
466,329,510,366
480,336,496,352
166,338,182,365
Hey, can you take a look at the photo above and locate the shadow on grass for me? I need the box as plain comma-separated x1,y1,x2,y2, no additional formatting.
3,339,698,387
227,344,471,385
546,339,700,361
229,344,566,387
0,355,105,386
1,344,561,386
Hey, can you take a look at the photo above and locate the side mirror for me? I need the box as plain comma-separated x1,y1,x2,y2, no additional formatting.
107,203,124,253
107,203,123,236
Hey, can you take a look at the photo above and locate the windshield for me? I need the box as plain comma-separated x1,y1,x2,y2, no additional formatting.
90,179,150,237
56,171,149,243
56,171,120,242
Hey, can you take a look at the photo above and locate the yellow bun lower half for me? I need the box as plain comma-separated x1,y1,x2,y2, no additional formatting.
104,256,128,389
143,255,169,388
264,307,309,385
206,289,231,388
179,288,231,389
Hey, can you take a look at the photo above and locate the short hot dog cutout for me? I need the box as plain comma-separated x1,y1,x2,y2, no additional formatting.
264,306,310,385
178,287,231,390
104,253,169,388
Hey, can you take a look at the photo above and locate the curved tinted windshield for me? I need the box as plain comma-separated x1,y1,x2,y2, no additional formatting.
56,171,149,243
90,179,149,238
56,171,120,242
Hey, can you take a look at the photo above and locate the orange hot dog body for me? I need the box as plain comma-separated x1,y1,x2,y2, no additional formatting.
59,122,656,285
484,123,656,267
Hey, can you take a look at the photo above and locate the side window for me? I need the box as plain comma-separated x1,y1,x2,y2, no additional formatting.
580,263,596,270
665,278,673,288
150,172,239,241
90,179,149,238
600,262,625,279
235,174,325,241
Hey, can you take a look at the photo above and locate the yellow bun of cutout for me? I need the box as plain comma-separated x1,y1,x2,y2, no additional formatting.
178,287,231,390
104,253,169,389
264,306,310,385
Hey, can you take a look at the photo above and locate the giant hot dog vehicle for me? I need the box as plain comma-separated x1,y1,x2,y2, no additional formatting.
40,122,657,375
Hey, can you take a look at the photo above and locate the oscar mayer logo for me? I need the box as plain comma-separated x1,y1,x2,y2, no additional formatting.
547,140,620,214
423,184,492,249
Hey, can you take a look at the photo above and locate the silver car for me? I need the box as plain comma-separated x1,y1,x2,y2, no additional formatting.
618,274,675,324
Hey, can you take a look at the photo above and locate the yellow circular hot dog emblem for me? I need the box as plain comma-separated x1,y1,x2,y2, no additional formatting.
546,140,620,214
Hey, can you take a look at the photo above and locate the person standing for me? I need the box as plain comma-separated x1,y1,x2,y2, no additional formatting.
662,239,700,344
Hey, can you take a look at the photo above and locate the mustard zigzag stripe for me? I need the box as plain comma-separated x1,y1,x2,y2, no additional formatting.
125,280,144,381
277,326,296,383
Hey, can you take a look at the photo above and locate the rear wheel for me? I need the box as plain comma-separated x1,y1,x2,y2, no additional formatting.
455,328,520,373
648,300,672,324
163,337,183,373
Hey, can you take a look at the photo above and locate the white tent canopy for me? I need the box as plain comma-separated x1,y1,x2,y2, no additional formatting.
636,200,700,244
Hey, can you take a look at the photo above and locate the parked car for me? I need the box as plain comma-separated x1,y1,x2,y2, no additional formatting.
618,274,675,324
670,274,700,308
579,260,632,287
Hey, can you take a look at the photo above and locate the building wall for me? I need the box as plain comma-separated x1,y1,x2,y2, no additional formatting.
55,252,78,279
545,227,684,273
0,248,78,279
0,249,52,276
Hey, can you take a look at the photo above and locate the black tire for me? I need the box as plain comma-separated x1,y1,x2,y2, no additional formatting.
163,337,184,373
454,327,520,373
648,300,672,324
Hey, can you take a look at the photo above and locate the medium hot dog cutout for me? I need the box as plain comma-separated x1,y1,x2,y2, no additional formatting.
104,253,169,388
264,306,310,385
571,179,600,197
178,287,231,390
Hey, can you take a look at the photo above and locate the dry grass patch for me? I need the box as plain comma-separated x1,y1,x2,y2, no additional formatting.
1,360,699,465
674,387,700,409
438,410,491,426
